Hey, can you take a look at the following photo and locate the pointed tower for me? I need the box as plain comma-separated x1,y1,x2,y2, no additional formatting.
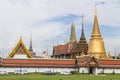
78,14,88,55
29,34,36,56
69,22,76,43
88,6,106,58
29,34,33,52
80,14,86,41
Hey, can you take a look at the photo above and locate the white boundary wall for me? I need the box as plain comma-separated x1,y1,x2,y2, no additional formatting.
79,67,89,73
97,68,120,74
0,67,120,74
0,67,75,73
78,67,120,74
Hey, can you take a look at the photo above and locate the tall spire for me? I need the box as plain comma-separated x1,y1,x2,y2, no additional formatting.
91,5,101,37
78,14,88,55
70,22,76,43
80,14,86,40
29,34,33,52
88,6,106,58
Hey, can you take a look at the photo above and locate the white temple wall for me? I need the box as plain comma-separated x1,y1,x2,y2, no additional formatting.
79,67,89,73
1,67,120,74
97,68,120,73
0,67,75,73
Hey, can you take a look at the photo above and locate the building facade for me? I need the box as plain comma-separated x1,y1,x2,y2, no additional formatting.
0,56,120,75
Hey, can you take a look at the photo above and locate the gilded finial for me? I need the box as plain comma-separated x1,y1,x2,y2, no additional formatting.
94,5,97,16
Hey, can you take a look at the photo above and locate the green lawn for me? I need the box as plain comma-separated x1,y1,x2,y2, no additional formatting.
0,73,119,80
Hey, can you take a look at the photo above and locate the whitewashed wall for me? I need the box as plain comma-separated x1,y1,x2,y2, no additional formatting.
79,67,120,74
97,68,120,74
0,67,75,73
79,67,89,73
1,67,120,74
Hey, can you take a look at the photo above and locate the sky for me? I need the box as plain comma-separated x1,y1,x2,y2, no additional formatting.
0,0,120,57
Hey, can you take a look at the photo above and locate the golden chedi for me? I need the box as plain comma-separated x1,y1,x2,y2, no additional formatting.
88,6,106,58
70,22,76,43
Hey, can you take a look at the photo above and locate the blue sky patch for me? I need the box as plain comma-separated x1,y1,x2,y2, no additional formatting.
48,14,82,24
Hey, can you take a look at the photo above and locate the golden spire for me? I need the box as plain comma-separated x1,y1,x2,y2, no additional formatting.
87,6,106,58
70,22,76,43
45,49,49,59
91,5,101,37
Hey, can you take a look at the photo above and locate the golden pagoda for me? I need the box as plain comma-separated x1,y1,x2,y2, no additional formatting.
70,22,76,43
88,6,106,58
8,37,33,58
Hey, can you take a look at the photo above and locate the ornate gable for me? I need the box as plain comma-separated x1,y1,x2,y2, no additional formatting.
88,56,98,67
8,37,33,58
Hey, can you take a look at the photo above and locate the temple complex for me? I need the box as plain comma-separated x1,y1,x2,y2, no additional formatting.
52,16,88,59
0,6,119,75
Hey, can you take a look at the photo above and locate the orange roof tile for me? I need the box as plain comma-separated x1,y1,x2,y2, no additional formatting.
54,45,67,50
2,59,75,68
77,56,120,68
53,45,68,55
99,59,120,65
